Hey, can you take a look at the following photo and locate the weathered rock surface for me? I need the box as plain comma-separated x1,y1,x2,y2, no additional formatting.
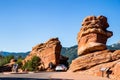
77,59,120,79
69,15,120,80
24,38,62,69
69,50,120,72
77,15,113,56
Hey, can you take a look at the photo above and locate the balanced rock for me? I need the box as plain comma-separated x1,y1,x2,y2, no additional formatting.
24,38,62,69
69,15,120,80
77,15,113,56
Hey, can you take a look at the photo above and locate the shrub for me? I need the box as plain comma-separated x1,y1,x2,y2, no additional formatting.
0,55,14,66
22,56,41,71
16,58,23,68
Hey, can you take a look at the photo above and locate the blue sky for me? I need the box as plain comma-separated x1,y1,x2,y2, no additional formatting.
0,0,120,52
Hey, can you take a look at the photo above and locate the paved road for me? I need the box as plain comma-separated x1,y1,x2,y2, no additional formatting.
0,72,109,80
0,72,57,79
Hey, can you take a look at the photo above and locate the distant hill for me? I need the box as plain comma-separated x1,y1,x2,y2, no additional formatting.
107,41,120,50
0,42,120,64
0,46,78,64
61,45,78,64
61,42,120,64
0,51,30,59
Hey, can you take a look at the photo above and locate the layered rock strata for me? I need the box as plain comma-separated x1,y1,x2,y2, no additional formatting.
69,15,120,80
69,50,120,72
24,38,62,69
77,16,113,56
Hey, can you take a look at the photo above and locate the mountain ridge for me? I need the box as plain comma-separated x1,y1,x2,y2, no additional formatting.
0,51,30,58
0,42,120,63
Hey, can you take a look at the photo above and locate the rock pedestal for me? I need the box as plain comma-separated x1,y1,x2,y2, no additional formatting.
69,15,120,80
69,50,120,72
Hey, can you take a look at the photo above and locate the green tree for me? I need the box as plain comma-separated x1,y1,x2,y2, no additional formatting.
0,55,14,66
16,58,23,68
31,56,41,70
22,56,41,71
6,55,14,63
22,60,33,71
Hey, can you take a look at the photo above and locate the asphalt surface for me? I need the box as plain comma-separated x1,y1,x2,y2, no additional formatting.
0,72,109,80
0,72,71,80
0,72,54,78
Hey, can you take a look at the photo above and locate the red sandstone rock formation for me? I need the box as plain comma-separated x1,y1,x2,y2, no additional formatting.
69,50,120,72
24,38,62,69
69,15,120,80
77,15,113,56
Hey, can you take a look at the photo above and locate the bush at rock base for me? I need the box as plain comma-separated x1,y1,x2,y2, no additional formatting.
22,56,41,71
